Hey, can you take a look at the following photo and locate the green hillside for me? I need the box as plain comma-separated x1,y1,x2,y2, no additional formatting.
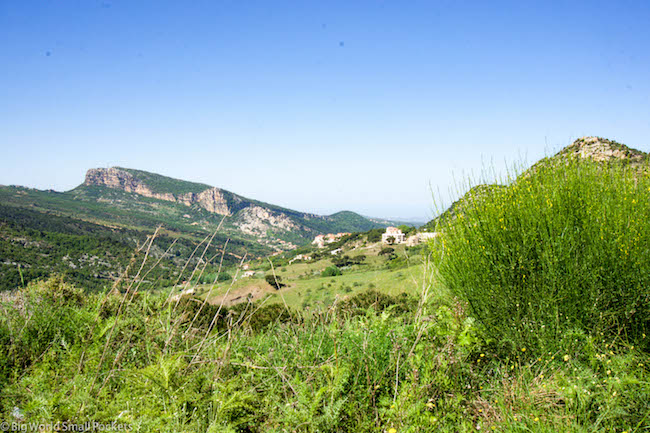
0,201,258,291
0,168,399,291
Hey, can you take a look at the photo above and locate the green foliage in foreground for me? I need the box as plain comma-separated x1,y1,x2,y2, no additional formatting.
1,278,648,432
433,158,650,354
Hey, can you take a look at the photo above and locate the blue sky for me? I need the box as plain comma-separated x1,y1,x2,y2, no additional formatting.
1,0,649,221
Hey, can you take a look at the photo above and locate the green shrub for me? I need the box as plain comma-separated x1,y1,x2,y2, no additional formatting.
193,271,232,284
332,255,366,268
366,228,383,243
231,303,294,332
339,289,416,315
0,277,92,376
385,254,408,270
0,322,11,386
433,158,650,354
264,274,285,289
321,266,342,277
176,295,224,331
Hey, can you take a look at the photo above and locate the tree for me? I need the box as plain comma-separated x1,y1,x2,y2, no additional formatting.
398,224,417,236
264,274,285,290
332,255,366,268
321,266,342,277
367,228,383,243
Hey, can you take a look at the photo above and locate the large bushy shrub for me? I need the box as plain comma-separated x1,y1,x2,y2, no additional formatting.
433,158,650,353
321,266,342,277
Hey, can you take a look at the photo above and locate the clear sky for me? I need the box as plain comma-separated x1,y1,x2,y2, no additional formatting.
1,0,649,221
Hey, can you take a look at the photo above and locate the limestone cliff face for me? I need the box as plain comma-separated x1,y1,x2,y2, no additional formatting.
84,168,233,216
85,168,175,201
234,205,300,236
196,188,235,215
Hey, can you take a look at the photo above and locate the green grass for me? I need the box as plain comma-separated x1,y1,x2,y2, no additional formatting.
432,157,650,354
1,276,647,432
188,242,430,310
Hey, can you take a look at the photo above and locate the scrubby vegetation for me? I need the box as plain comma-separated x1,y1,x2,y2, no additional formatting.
1,271,647,431
1,145,649,431
433,157,650,354
265,274,286,290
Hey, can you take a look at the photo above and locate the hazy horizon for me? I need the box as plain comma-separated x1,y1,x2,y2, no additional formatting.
2,1,649,221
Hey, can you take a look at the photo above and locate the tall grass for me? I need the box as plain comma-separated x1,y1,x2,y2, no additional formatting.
1,266,648,429
432,157,650,354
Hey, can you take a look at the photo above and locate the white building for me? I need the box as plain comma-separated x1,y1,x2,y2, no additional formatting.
382,227,406,244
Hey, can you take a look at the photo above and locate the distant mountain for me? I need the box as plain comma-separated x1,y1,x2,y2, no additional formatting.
77,167,394,244
0,167,397,290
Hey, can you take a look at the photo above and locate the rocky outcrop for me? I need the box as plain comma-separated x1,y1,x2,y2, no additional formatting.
85,168,175,201
80,166,390,241
84,168,233,216
234,205,300,236
196,188,232,215
561,136,647,164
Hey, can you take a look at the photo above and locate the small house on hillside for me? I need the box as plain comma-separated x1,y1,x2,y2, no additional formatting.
382,227,405,244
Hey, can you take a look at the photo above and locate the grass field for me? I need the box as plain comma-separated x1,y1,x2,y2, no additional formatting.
188,242,433,310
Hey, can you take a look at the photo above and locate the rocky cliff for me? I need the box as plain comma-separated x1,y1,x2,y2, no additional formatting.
559,136,647,164
234,205,300,236
84,167,233,216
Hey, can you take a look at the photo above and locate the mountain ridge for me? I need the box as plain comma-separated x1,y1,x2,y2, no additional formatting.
82,166,388,224
2,166,398,255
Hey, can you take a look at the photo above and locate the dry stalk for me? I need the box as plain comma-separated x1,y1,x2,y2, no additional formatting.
87,226,161,397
